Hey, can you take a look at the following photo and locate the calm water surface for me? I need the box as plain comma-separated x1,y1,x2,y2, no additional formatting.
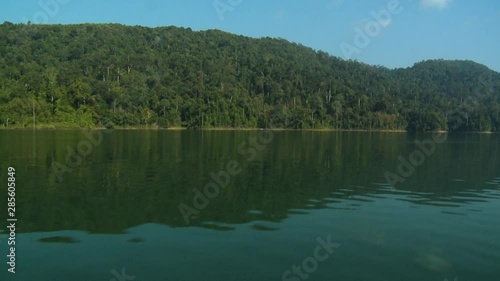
0,130,499,281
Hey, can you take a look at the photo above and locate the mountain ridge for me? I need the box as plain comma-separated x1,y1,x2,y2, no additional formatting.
1,22,499,131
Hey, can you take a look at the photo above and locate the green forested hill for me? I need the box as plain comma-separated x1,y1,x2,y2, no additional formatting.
1,22,499,131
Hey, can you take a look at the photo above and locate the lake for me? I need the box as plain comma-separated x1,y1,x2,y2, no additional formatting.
0,130,499,281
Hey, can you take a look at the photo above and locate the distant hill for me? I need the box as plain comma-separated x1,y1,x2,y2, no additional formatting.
1,22,499,131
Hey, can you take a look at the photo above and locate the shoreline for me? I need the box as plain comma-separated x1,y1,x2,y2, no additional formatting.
0,126,497,134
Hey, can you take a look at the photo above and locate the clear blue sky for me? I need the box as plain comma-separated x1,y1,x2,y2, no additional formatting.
2,0,500,72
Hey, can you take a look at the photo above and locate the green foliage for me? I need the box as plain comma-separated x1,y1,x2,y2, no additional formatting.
0,23,499,131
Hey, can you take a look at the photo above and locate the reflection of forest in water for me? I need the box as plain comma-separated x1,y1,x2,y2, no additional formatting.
1,130,499,233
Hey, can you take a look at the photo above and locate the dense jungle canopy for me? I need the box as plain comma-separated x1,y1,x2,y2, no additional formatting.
1,22,499,131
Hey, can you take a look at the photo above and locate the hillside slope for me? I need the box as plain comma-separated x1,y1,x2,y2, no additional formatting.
1,22,499,131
